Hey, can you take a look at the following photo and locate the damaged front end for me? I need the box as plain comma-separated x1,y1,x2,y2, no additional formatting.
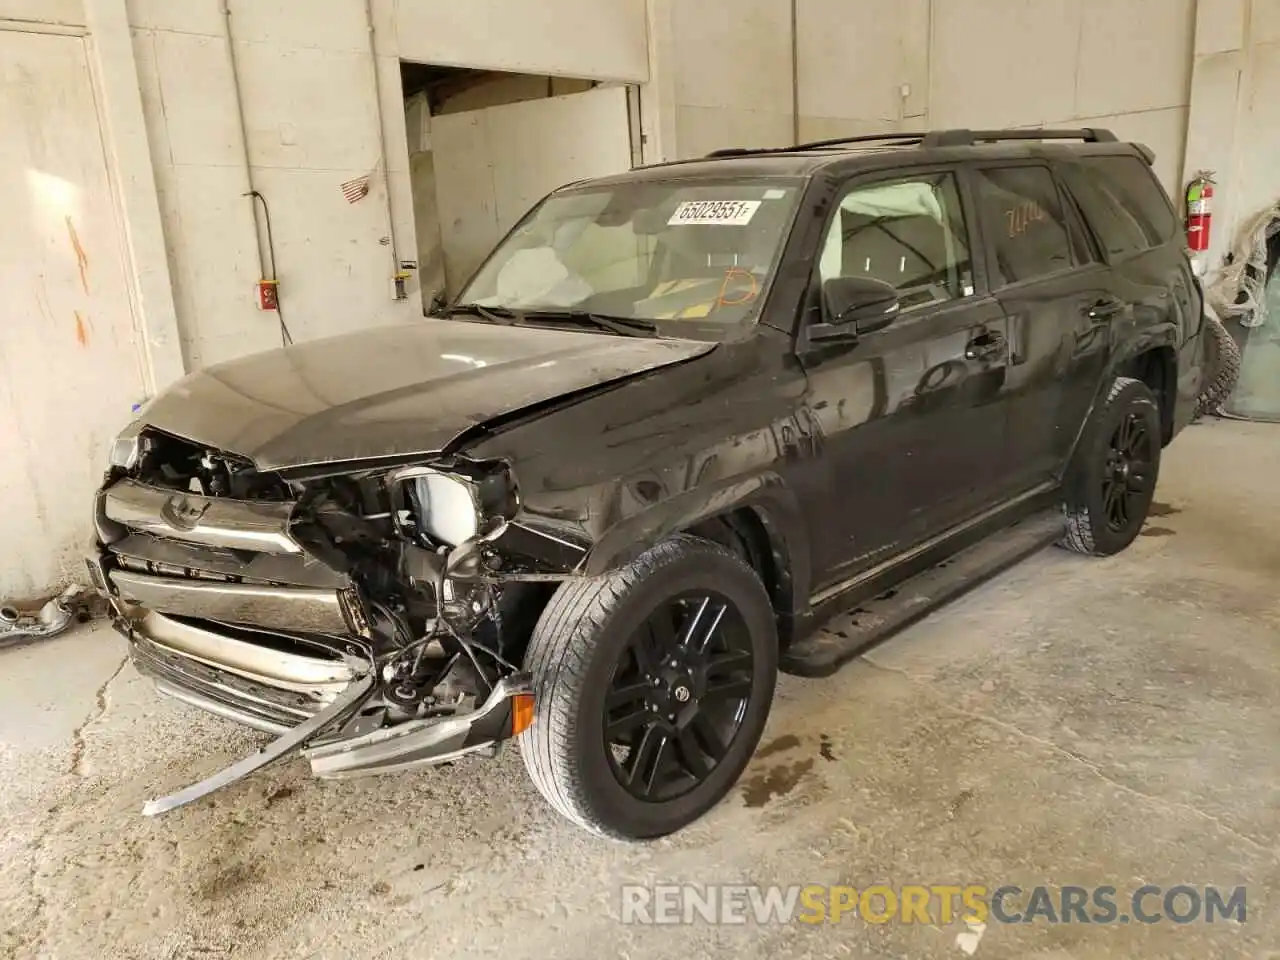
90,428,578,814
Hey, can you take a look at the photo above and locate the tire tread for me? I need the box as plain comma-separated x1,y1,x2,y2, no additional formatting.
518,535,765,839
1060,376,1159,557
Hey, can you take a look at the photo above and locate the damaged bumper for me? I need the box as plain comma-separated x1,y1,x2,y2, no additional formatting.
107,596,532,813
90,476,535,815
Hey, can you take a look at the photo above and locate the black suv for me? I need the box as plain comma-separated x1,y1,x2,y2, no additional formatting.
90,128,1207,839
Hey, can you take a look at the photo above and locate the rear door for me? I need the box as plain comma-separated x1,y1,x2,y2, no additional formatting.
1057,154,1199,424
800,167,1013,590
968,163,1116,492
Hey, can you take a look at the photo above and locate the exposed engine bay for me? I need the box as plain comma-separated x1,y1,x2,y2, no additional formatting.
92,428,577,813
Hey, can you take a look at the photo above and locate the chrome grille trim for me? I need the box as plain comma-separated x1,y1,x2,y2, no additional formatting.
109,569,354,635
104,479,301,554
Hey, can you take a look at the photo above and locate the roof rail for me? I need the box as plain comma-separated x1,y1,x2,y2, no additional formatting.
704,131,925,159
789,131,926,151
921,128,1118,148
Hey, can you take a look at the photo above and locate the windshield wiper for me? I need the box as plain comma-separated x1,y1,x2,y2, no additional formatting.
448,304,658,338
519,310,659,338
448,303,526,325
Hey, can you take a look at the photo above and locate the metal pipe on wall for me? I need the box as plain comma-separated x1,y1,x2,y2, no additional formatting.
220,0,265,283
790,0,800,144
364,0,404,295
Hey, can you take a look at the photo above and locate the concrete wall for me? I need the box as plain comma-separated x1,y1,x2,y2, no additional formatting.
1184,0,1280,269
929,0,1197,194
667,0,795,157
650,0,1197,194
129,0,415,370
124,0,649,370
796,0,930,141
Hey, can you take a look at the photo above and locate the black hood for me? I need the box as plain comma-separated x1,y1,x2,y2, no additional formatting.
135,320,715,471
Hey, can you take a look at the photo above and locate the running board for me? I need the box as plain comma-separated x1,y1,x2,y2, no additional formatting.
781,510,1066,677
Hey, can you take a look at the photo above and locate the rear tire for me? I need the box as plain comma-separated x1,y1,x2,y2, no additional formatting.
1059,377,1161,556
518,535,778,840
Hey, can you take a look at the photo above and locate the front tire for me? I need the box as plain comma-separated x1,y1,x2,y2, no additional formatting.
1059,376,1162,556
518,535,778,840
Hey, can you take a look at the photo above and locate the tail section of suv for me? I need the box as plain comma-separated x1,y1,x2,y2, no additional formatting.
88,128,1205,837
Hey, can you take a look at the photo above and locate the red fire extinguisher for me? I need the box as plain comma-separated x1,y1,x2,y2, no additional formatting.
1185,171,1215,253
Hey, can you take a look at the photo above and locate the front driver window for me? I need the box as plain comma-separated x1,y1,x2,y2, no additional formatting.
819,172,975,311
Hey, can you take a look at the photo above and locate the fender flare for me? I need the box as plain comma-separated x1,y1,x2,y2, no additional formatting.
580,472,811,619
1061,322,1181,486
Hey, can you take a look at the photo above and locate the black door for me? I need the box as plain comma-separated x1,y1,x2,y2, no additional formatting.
797,169,1013,594
968,163,1115,492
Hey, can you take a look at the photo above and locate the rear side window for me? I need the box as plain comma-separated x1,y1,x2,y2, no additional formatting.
974,166,1075,285
1063,156,1178,258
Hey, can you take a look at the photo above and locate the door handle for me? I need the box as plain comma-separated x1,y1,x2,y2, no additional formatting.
1087,298,1125,321
965,332,1007,362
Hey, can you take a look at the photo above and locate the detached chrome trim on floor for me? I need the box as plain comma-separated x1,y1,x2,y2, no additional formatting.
811,481,1058,607
103,479,301,554
110,569,353,635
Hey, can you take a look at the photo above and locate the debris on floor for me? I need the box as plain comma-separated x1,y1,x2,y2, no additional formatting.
0,584,95,648
1205,199,1280,420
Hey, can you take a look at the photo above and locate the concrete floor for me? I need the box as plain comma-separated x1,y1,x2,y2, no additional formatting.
3,419,1278,960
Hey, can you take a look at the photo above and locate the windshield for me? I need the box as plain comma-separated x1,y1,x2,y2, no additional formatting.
455,178,804,339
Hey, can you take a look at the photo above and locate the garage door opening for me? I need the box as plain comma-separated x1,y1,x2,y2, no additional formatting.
400,63,640,312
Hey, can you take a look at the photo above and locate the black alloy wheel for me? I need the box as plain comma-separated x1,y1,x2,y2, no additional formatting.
604,592,755,802
1060,376,1162,556
1102,409,1156,532
519,535,778,839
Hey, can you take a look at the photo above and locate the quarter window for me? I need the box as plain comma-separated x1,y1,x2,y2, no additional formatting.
975,166,1075,285
1064,156,1178,258
819,172,974,311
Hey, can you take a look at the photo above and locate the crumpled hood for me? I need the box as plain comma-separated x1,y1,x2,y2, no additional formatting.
137,320,715,471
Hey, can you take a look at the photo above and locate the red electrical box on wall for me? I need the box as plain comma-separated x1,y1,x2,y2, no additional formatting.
256,279,279,311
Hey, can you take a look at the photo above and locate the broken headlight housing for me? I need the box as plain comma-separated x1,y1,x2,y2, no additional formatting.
108,423,144,471
387,462,518,547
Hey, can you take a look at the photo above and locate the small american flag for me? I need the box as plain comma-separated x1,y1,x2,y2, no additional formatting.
341,174,371,203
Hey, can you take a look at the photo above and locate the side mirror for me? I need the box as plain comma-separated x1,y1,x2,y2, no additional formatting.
809,277,900,342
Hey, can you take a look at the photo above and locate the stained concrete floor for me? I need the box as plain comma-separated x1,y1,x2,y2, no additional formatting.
3,418,1278,960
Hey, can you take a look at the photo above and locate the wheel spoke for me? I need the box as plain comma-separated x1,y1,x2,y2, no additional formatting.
1103,480,1124,527
1126,422,1148,456
1121,414,1136,451
625,726,671,797
706,649,752,676
606,680,650,710
1112,486,1128,525
691,711,728,761
607,707,651,739
683,600,727,656
676,727,712,779
1112,417,1129,454
702,675,753,704
644,608,677,664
